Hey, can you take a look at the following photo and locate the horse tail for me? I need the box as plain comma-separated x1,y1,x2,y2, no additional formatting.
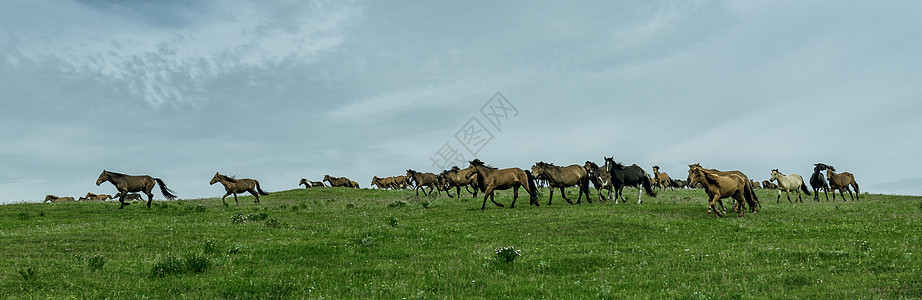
642,176,657,197
525,170,538,199
154,178,178,200
744,183,760,212
255,180,270,195
852,179,860,199
800,179,812,195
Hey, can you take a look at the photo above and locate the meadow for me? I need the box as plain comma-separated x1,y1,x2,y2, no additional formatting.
1,187,920,299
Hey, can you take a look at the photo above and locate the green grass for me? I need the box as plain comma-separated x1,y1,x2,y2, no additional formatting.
1,187,920,298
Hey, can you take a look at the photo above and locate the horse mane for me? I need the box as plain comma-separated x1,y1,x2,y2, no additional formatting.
610,161,626,170
469,159,497,169
585,161,599,169
218,173,237,182
105,170,129,178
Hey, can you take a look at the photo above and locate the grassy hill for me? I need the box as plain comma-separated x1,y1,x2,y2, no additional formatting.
1,187,920,299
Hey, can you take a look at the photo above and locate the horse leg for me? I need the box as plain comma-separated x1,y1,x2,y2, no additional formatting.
845,187,854,201
710,195,722,218
637,187,642,204
511,186,519,209
733,195,745,218
776,190,781,204
248,189,259,204
547,187,554,205
560,187,574,204
221,192,231,205
118,192,128,209
145,192,154,208
233,193,239,206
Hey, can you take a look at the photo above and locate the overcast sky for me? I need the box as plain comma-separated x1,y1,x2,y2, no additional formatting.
2,1,921,204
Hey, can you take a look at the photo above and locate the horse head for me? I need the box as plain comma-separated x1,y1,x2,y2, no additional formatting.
323,175,331,182
209,172,222,185
770,169,781,181
95,171,109,186
299,178,308,186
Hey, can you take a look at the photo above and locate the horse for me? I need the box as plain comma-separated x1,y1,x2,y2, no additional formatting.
584,161,614,201
82,192,112,202
350,180,360,189
439,166,480,198
826,166,860,201
44,195,75,203
209,172,269,206
750,180,762,189
299,178,326,188
762,180,777,189
116,193,144,201
670,179,690,189
323,175,354,188
531,162,591,205
686,163,759,212
406,169,439,196
603,157,657,204
810,163,831,201
96,170,177,209
687,167,757,218
371,176,395,189
393,175,410,189
652,166,674,190
465,159,539,210
769,169,811,203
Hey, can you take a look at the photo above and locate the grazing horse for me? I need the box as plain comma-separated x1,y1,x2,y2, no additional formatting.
531,162,590,205
96,170,177,209
210,172,269,206
810,163,831,201
769,169,811,203
299,178,326,188
439,166,480,198
750,180,762,189
584,161,614,201
406,169,439,196
652,166,674,190
465,159,539,210
686,163,759,212
82,192,112,202
826,166,860,201
762,180,777,189
603,157,657,204
687,167,757,218
44,195,75,203
323,175,355,188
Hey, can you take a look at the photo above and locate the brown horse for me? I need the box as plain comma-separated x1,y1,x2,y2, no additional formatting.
299,178,326,188
393,175,409,189
439,166,480,198
371,176,395,189
687,167,757,218
762,180,777,189
96,170,177,209
750,180,762,189
44,195,75,203
82,192,112,202
465,159,539,210
406,169,439,196
584,161,614,201
826,166,860,201
531,162,590,205
323,175,354,188
210,172,269,206
652,166,674,190
686,163,759,212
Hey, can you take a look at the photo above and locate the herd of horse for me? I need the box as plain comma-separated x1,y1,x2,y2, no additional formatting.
44,161,860,217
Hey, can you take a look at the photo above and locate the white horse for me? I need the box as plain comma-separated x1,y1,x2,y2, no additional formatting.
770,169,812,203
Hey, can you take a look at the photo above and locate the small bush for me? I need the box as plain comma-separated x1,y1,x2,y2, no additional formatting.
230,213,246,224
494,246,522,263
87,255,106,271
388,200,407,208
386,216,399,227
346,203,355,208
150,254,212,278
18,267,36,281
421,201,431,209
17,212,30,221
247,212,269,222
203,240,220,255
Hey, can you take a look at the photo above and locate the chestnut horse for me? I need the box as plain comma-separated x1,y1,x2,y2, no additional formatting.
687,167,757,218
324,175,356,188
210,172,269,206
439,166,480,198
652,166,674,190
686,163,759,212
584,161,614,202
769,169,811,203
44,195,75,203
465,159,539,210
96,170,177,209
826,165,860,201
531,162,591,205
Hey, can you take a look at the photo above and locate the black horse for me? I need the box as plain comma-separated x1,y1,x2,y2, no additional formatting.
810,163,831,201
603,157,657,203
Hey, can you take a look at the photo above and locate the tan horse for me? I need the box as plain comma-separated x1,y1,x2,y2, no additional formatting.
750,180,762,189
82,192,112,202
687,163,759,212
584,161,614,202
370,176,396,189
406,169,439,196
465,159,539,210
44,195,75,203
209,172,269,206
323,175,355,188
652,166,673,190
827,166,860,201
769,169,811,203
97,170,177,209
531,162,590,205
393,175,409,189
687,167,757,218
439,166,480,198
299,178,325,188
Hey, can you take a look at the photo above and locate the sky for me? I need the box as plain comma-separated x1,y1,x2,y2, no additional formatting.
2,0,921,204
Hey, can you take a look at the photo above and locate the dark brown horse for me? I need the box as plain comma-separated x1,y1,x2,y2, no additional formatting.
687,167,757,218
531,162,590,205
686,163,759,212
604,157,657,204
584,161,614,201
210,172,269,206
810,163,831,201
826,166,860,201
406,169,439,196
299,178,326,188
323,175,355,188
96,170,177,209
762,180,777,189
465,159,539,210
439,166,480,198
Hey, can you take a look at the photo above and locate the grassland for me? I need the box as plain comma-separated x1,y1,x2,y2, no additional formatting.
1,187,920,299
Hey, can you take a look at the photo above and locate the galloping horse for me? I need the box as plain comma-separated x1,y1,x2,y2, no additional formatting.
687,167,757,218
82,192,112,202
44,195,75,203
406,169,439,196
210,172,269,206
810,163,831,201
769,169,811,203
96,170,177,209
439,166,480,198
323,175,355,188
584,161,614,201
686,163,759,212
652,166,674,190
531,162,590,205
604,157,656,204
465,159,539,210
393,175,410,189
826,166,860,201
299,178,326,188
371,176,395,189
